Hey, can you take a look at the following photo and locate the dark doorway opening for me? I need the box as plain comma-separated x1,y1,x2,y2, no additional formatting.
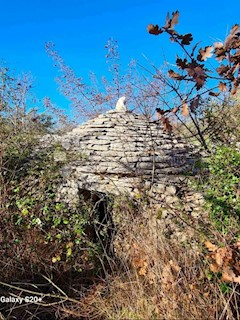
78,189,115,254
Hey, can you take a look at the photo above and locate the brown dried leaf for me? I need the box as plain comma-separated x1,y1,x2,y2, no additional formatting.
186,65,206,79
225,24,240,50
172,107,179,114
209,91,220,97
231,79,239,95
165,11,179,29
195,66,207,77
179,33,193,45
168,69,184,80
235,241,240,250
205,241,218,252
221,267,236,282
182,103,189,117
230,24,240,36
190,96,200,111
210,263,219,273
233,276,240,283
171,11,179,28
192,66,207,89
197,46,214,61
219,82,227,92
221,266,240,283
162,116,173,132
214,42,224,49
176,57,188,69
215,248,227,267
217,65,230,76
214,43,227,62
230,49,240,62
232,38,240,50
147,24,163,35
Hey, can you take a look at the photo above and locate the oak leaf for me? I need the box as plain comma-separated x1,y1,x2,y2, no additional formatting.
194,67,207,89
197,46,213,61
168,69,185,80
230,49,240,62
217,65,230,76
147,24,163,35
179,33,193,45
190,96,200,111
225,24,240,50
214,42,227,61
176,57,188,69
219,82,227,92
165,11,179,29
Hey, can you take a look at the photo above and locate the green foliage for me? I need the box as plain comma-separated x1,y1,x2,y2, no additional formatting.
0,67,104,280
1,143,103,278
199,146,240,233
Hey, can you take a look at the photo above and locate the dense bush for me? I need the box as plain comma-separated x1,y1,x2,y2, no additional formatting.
197,145,240,234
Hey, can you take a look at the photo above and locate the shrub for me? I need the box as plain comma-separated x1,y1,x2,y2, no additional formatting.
198,145,240,234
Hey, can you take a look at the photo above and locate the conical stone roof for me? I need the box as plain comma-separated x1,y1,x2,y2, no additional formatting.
48,109,198,196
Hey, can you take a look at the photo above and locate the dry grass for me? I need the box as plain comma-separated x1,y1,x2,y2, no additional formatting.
0,196,239,320
81,197,240,320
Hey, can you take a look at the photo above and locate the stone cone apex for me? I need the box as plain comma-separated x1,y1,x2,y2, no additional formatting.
40,109,199,197
115,96,127,112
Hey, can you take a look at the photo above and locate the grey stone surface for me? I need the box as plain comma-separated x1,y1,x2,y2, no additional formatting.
39,109,200,204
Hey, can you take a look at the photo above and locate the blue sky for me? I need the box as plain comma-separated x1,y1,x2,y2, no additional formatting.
1,0,239,115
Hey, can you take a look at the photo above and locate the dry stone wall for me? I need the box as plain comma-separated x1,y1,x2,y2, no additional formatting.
39,109,200,203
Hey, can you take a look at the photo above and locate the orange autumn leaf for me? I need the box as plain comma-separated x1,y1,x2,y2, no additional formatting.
235,241,240,250
172,107,179,114
182,103,189,117
221,267,236,282
210,263,219,273
205,241,218,252
221,267,240,283
215,247,228,267
219,82,227,92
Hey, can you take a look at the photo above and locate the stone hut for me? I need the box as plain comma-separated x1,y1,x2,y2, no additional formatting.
39,102,204,248
42,104,199,204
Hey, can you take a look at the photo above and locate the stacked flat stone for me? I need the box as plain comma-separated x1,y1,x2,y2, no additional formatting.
46,109,199,196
